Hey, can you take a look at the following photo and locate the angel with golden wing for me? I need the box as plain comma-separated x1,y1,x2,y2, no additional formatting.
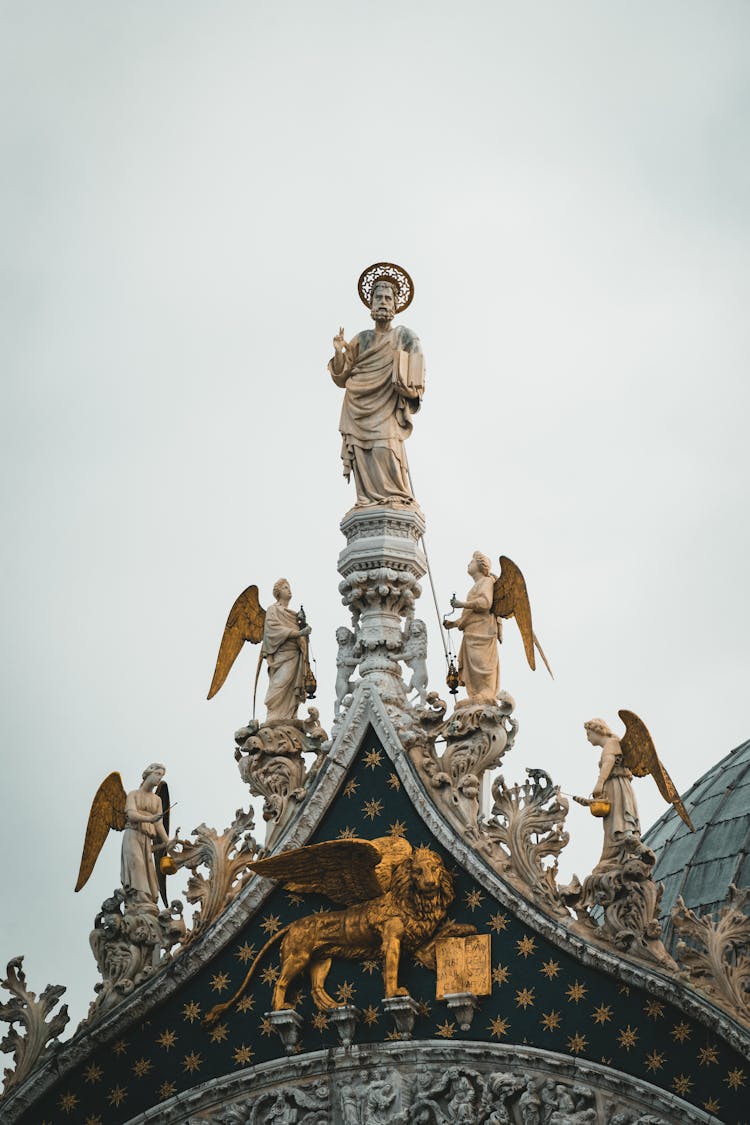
443,552,552,705
207,579,314,723
74,764,175,907
574,711,694,866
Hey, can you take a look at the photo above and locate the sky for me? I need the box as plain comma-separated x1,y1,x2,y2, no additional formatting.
1,0,749,1029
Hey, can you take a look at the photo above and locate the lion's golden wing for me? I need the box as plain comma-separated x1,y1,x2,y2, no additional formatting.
75,772,127,892
493,556,535,670
248,839,385,905
618,709,694,831
207,584,266,699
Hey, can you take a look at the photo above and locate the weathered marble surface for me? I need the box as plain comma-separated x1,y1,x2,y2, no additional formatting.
120,1042,708,1124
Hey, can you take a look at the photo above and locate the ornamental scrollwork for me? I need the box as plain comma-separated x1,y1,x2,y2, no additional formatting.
0,957,69,1094
672,884,750,1024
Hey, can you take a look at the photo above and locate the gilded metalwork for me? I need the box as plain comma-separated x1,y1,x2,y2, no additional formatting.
74,772,127,891
435,934,491,999
357,261,414,312
493,555,553,677
206,584,265,699
205,835,474,1020
618,709,694,830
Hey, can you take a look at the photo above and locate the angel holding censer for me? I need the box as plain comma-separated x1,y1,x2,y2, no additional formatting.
573,712,694,865
74,764,179,909
442,551,552,705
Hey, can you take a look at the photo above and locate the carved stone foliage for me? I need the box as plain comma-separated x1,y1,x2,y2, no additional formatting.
484,768,570,918
208,1080,329,1123
672,884,750,1024
560,837,675,970
0,957,69,1095
170,808,259,940
83,885,185,1023
407,697,517,839
234,710,328,848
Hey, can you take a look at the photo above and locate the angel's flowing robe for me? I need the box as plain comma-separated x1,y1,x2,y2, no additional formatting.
329,325,424,507
262,604,306,722
455,575,500,704
597,752,641,866
121,788,161,902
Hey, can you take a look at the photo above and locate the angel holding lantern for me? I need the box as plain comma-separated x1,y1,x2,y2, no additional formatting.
443,551,552,705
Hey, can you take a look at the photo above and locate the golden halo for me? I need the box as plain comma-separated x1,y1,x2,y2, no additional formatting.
357,262,414,313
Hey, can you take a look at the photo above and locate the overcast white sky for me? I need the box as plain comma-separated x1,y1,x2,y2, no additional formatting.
2,1,749,1028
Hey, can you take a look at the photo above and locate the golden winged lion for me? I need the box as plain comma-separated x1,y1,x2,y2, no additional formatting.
205,835,474,1022
74,764,173,906
444,552,552,703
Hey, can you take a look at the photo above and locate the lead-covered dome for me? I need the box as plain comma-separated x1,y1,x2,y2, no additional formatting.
644,737,750,952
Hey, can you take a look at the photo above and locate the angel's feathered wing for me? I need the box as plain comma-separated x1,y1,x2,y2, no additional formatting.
248,837,407,905
75,772,127,891
492,556,536,670
618,709,694,831
155,779,170,907
207,584,266,699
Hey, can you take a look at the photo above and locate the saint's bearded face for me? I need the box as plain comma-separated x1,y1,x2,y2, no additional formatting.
370,280,396,323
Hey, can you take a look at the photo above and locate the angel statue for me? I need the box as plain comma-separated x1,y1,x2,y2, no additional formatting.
329,262,424,508
443,552,552,706
574,712,694,863
208,579,314,724
205,834,474,1022
75,764,175,909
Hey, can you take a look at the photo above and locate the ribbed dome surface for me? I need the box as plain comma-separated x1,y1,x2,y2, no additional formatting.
643,737,750,952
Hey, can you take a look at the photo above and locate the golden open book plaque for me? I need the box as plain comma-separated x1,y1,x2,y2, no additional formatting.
435,934,492,998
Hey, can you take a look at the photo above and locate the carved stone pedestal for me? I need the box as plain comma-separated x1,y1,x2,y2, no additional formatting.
84,887,185,1024
234,712,327,848
442,991,478,1031
560,837,676,969
266,1009,304,1055
337,507,426,704
328,1004,360,1047
408,696,519,843
381,994,419,1040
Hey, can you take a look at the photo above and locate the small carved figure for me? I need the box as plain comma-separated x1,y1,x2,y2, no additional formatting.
266,1092,297,1124
205,835,473,1021
366,1079,397,1124
302,705,326,742
329,262,424,508
334,625,359,716
443,553,551,705
75,764,175,908
402,617,429,702
208,579,313,723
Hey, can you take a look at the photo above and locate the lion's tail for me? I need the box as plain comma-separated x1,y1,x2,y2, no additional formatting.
203,924,290,1025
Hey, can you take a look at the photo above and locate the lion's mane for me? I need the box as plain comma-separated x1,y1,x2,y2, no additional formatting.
389,847,454,927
